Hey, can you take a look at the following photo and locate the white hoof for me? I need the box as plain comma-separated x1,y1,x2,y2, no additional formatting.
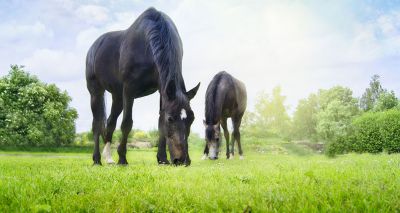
201,154,208,160
102,142,115,164
239,155,244,160
229,155,234,160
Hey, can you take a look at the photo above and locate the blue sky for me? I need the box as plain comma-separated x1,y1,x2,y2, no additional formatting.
1,0,400,135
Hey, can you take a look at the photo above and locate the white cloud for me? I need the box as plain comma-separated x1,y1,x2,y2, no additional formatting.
75,5,109,25
0,21,53,41
20,49,84,82
347,11,400,62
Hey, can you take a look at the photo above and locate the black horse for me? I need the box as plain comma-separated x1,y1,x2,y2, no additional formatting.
203,71,246,160
86,8,200,166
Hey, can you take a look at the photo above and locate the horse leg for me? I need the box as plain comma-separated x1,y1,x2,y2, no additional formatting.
233,115,244,160
230,125,236,159
201,143,209,160
118,88,134,165
102,93,123,164
157,96,170,164
157,134,170,164
90,92,106,165
221,118,230,159
157,117,169,164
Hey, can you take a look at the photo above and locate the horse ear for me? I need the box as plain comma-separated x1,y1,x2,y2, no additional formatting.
165,80,176,100
186,82,200,100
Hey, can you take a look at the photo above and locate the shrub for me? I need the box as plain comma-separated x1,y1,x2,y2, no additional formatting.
378,110,400,153
133,130,149,140
352,112,383,153
327,109,400,155
325,135,355,157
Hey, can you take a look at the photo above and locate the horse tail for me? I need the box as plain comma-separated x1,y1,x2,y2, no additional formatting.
144,8,182,91
205,72,225,124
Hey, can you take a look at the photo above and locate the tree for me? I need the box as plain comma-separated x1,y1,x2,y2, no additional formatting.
360,75,385,111
292,94,319,140
0,65,78,146
251,86,291,137
316,86,359,141
373,90,398,112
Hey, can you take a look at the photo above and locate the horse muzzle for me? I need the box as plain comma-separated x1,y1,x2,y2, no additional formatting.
172,156,191,166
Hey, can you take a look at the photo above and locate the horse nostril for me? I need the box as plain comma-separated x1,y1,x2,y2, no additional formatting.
209,156,218,160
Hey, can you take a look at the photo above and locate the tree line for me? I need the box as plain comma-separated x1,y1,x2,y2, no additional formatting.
242,74,400,155
1,66,399,155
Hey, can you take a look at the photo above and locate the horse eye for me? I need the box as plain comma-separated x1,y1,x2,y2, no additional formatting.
167,116,174,123
216,138,220,142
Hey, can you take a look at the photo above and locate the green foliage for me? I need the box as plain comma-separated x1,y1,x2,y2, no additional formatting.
133,130,149,140
316,86,360,141
352,112,383,153
373,90,398,112
327,109,400,155
360,74,398,112
291,86,359,143
0,65,78,146
325,135,354,157
243,86,290,138
292,94,319,141
378,110,400,153
360,74,385,111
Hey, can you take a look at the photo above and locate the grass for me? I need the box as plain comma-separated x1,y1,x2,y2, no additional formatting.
0,140,400,212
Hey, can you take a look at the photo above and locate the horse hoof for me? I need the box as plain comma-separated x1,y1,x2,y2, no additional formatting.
93,161,102,166
158,160,170,165
117,159,128,165
229,155,234,160
239,155,244,160
201,154,208,160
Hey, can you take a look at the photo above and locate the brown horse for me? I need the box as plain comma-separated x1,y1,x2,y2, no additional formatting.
203,71,246,160
86,7,200,166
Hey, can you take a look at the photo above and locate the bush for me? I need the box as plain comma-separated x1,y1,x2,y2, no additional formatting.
325,135,355,157
0,65,78,146
378,110,400,153
352,112,383,153
327,109,400,155
133,130,149,140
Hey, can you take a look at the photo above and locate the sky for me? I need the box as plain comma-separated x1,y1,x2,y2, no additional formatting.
1,0,400,135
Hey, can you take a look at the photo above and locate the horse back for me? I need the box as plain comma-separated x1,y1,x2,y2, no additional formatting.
221,74,246,116
206,71,246,121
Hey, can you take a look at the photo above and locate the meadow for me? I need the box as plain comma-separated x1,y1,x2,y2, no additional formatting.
1,139,399,212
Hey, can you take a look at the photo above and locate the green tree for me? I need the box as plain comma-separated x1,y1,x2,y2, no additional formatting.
316,86,359,141
360,75,385,111
252,86,291,136
292,93,319,141
0,65,78,146
373,90,398,111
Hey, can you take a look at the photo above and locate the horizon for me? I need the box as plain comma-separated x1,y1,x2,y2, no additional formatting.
1,0,400,135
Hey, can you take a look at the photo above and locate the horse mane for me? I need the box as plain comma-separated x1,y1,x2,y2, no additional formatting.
205,72,227,125
143,8,185,93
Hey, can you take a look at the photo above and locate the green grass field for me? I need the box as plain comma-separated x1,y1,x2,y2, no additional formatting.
1,141,400,212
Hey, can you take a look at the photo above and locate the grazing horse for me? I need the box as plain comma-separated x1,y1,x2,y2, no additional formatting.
86,7,200,166
203,71,246,160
